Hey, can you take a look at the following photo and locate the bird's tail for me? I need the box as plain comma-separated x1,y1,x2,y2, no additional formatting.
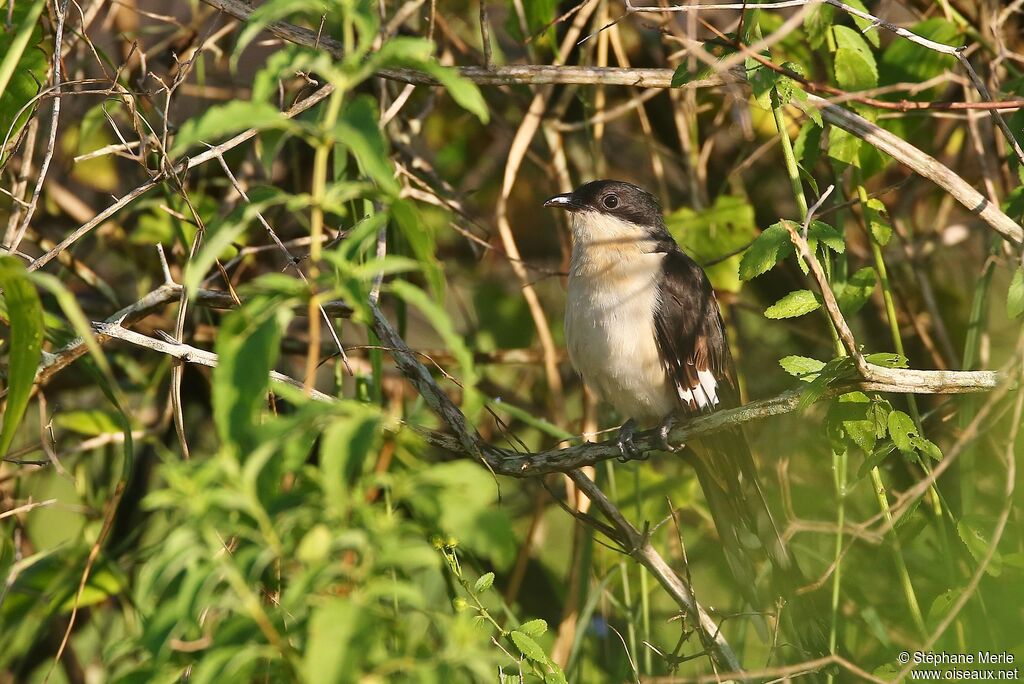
688,427,830,658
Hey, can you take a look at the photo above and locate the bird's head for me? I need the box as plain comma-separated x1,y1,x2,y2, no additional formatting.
544,179,669,250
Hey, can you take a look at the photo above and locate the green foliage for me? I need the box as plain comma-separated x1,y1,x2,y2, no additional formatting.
764,289,820,319
738,221,794,281
667,194,757,292
1008,267,1024,320
0,0,47,154
0,256,43,457
3,2,1023,682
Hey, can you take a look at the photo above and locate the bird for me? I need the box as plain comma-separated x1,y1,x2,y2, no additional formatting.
545,179,827,656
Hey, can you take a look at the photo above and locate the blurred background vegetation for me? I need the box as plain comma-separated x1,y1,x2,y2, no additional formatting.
0,0,1022,681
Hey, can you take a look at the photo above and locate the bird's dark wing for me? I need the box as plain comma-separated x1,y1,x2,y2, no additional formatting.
652,249,739,413
653,248,829,656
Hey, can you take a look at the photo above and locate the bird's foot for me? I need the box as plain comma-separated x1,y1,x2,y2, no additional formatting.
656,416,682,452
616,419,648,462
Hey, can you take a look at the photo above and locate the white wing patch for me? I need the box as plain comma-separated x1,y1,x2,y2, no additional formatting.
675,368,720,410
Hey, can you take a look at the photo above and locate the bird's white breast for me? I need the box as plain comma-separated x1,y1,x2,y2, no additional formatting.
564,213,677,423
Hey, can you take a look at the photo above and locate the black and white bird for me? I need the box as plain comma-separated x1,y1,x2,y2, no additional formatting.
545,179,825,653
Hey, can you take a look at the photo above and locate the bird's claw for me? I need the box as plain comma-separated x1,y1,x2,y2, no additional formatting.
616,419,648,462
656,416,682,453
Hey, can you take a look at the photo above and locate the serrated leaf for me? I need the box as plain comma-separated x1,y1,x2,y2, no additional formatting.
0,256,44,457
1008,267,1024,320
518,618,547,637
510,630,547,662
910,435,942,461
474,572,495,593
808,220,845,253
780,355,826,382
739,222,794,280
747,58,778,110
765,289,820,319
886,410,918,456
831,391,876,453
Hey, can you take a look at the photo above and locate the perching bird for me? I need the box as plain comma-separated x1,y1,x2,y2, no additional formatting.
545,179,826,655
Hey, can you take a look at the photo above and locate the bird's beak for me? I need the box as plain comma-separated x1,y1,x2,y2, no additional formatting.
543,193,581,211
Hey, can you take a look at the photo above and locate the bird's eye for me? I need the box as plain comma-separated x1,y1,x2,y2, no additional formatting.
603,194,619,209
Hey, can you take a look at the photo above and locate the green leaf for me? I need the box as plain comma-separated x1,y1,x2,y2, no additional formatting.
804,3,835,49
830,392,877,453
799,356,857,409
666,194,757,293
832,25,876,63
780,355,826,382
738,222,794,281
0,256,44,457
389,281,480,415
212,297,292,454
765,289,820,319
1008,267,1024,320
474,572,495,593
510,630,547,662
840,0,881,46
808,220,845,253
865,352,908,368
747,58,778,110
794,121,823,167
0,0,47,154
422,64,490,123
304,599,367,681
232,0,327,67
672,63,715,88
391,199,445,301
335,95,399,195
171,100,295,157
834,266,877,316
835,48,878,92
886,410,918,456
910,435,942,461
517,618,547,637
545,670,570,684
880,19,961,91
828,126,862,166
53,410,123,436
864,198,892,245
320,410,380,515
957,518,1003,577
